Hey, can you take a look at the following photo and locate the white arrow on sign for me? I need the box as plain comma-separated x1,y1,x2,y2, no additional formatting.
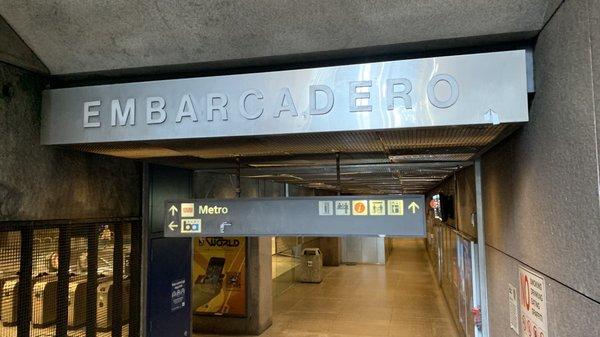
408,202,420,214
168,221,178,231
484,109,500,125
169,205,178,216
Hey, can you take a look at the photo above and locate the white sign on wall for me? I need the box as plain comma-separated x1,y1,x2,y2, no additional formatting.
509,283,519,334
519,267,548,337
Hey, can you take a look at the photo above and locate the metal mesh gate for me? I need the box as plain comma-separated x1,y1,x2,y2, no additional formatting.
0,230,21,337
0,220,140,337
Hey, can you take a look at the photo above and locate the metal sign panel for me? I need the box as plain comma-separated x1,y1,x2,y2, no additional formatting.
41,50,528,145
163,195,425,237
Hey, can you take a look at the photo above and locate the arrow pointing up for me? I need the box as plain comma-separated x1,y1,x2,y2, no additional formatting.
168,221,178,231
169,205,178,216
484,109,500,125
408,202,420,214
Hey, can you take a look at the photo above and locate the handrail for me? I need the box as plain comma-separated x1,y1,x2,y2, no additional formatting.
435,222,477,242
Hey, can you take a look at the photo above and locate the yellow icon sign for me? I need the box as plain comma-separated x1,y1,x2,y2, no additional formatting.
352,200,368,216
369,200,386,216
387,200,404,216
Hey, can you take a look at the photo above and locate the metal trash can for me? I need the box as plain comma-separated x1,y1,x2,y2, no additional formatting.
298,248,323,283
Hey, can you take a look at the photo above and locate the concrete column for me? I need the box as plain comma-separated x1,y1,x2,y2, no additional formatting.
319,237,341,266
192,173,273,335
246,237,273,334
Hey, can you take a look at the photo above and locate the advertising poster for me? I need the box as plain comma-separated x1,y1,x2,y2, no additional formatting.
171,279,186,312
457,237,475,337
192,237,246,317
519,267,548,337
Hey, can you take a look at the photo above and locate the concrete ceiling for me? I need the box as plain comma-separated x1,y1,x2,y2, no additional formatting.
0,0,558,75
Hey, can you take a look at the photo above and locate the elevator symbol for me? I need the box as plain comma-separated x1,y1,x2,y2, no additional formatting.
318,201,334,216
387,200,404,216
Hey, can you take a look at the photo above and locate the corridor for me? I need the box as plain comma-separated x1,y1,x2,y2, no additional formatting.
197,239,459,337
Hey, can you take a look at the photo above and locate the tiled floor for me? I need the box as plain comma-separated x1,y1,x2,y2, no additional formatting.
198,239,459,337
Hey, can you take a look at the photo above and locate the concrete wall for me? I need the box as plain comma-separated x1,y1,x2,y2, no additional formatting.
482,0,600,335
0,15,47,73
0,61,140,221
